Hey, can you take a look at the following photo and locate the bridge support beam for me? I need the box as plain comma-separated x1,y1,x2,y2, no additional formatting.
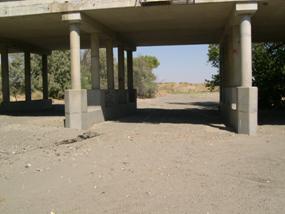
1,49,10,103
42,54,49,100
91,33,100,90
127,50,136,104
106,39,115,90
220,3,258,135
237,6,258,135
63,14,88,129
70,24,81,90
118,46,125,90
24,51,32,101
127,50,134,91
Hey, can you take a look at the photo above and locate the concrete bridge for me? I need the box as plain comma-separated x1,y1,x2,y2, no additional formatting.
0,0,284,134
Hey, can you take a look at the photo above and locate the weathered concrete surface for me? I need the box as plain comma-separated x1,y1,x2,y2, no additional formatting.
0,93,284,214
220,86,258,135
65,89,137,129
97,89,137,120
237,87,258,135
0,0,284,50
64,89,88,129
0,0,264,18
221,87,238,129
219,5,258,135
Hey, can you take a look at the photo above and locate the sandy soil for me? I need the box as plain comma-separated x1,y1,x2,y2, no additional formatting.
0,93,285,214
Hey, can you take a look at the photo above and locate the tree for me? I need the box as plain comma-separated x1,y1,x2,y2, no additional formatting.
205,44,220,91
253,43,285,108
1,50,160,101
81,50,160,98
133,55,159,98
0,53,42,101
206,43,285,108
9,54,25,101
47,50,71,99
81,49,92,90
81,49,109,89
31,54,42,92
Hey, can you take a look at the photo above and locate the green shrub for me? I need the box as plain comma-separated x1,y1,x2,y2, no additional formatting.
206,43,285,108
133,55,159,98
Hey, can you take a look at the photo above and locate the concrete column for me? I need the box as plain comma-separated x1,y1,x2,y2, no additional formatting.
235,3,258,135
237,15,257,135
24,51,31,101
42,54,48,100
63,13,92,129
220,3,258,134
70,24,81,90
106,39,114,90
240,15,252,87
219,42,225,106
91,33,100,89
118,46,125,90
127,50,134,90
232,25,242,87
1,49,10,103
223,34,230,88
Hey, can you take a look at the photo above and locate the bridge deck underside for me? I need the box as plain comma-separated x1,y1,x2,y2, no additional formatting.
0,1,284,51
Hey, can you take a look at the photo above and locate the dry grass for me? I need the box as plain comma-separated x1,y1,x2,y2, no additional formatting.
157,82,214,96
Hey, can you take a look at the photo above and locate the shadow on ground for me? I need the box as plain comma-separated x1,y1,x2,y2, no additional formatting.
117,101,231,131
117,101,285,129
0,101,284,127
118,108,220,124
167,101,219,109
0,104,65,117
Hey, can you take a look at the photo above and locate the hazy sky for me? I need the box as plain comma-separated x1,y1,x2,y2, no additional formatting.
134,45,216,83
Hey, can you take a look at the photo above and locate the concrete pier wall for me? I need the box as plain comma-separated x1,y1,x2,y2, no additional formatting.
65,89,137,130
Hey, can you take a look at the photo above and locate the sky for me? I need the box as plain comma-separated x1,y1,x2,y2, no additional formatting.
134,45,216,83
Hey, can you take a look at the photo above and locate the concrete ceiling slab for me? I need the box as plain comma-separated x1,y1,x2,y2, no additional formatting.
0,0,284,51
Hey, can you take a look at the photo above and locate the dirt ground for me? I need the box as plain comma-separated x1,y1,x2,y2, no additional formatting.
0,92,285,214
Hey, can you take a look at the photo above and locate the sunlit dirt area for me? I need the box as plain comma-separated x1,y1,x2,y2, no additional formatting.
0,93,284,214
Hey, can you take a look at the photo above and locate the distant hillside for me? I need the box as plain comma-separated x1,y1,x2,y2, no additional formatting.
157,82,217,96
